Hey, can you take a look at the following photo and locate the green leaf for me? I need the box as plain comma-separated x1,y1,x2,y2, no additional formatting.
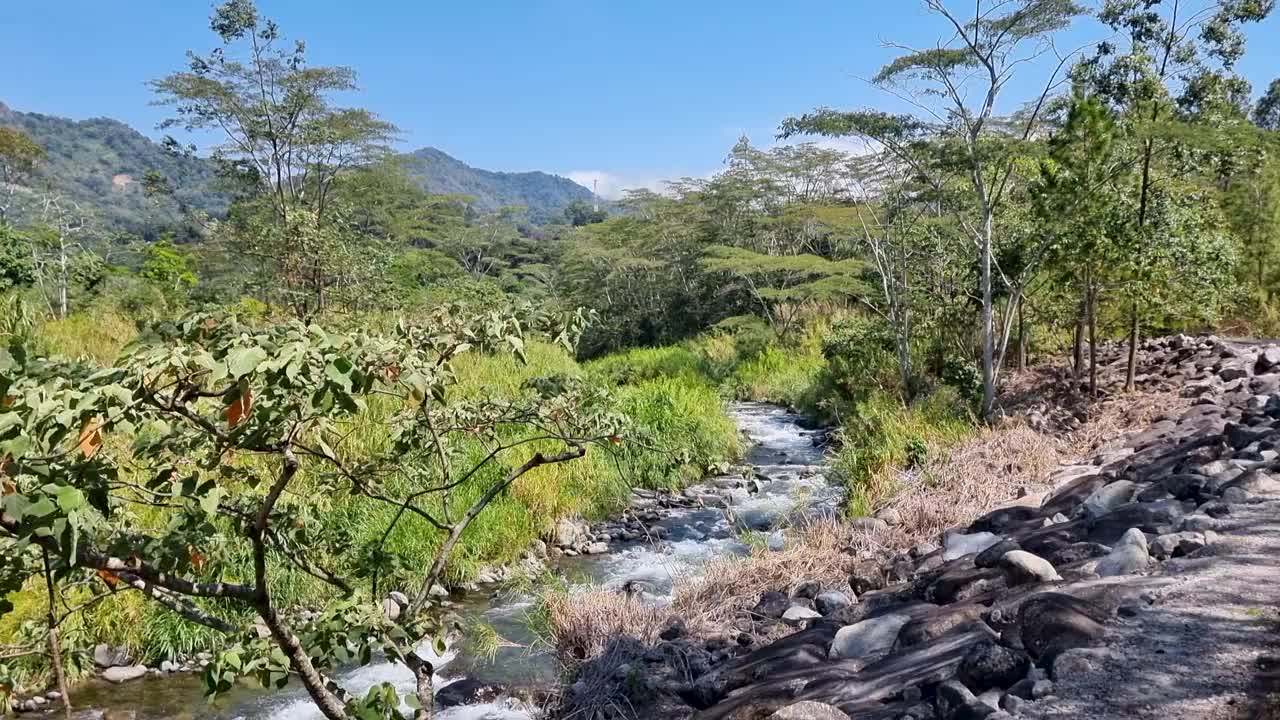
227,347,269,379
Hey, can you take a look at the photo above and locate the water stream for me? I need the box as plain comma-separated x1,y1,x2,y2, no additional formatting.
65,403,834,720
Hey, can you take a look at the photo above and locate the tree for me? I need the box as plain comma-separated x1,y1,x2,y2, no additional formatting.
0,127,46,221
703,245,868,337
1075,0,1272,388
563,199,607,227
0,305,616,719
28,194,101,320
1034,94,1127,396
150,0,398,317
1257,78,1280,130
782,0,1086,418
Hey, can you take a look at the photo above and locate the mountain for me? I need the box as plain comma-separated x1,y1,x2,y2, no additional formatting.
0,102,227,240
0,102,594,235
399,147,594,223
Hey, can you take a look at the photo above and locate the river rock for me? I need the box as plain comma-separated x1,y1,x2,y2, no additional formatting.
1221,468,1280,497
1150,531,1208,560
957,640,1032,693
102,665,148,684
943,531,1003,561
814,591,853,615
583,541,609,555
1017,593,1107,663
435,678,503,707
753,591,791,619
554,518,587,548
770,701,851,719
828,613,910,660
1083,480,1137,519
93,643,132,668
1093,528,1152,577
999,550,1061,585
781,605,823,626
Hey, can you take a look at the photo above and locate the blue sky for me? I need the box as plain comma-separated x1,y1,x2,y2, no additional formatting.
3,1,1278,197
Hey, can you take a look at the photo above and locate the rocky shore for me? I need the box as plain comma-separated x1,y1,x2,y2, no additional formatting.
558,334,1280,720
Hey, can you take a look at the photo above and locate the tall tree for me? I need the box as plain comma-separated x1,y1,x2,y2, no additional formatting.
150,0,398,317
0,127,45,220
783,0,1085,417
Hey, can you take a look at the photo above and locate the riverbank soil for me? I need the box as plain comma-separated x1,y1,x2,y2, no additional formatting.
553,335,1280,720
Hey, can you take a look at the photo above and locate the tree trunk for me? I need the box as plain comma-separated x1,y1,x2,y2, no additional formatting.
1088,279,1098,400
1017,301,1027,371
1072,296,1086,381
980,213,996,419
43,553,72,720
1125,299,1139,392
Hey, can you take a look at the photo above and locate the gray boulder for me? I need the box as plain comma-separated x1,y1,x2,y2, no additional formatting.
814,591,853,615
1083,480,1137,519
943,531,1003,561
999,550,1062,585
770,701,851,719
102,665,148,684
781,605,823,626
93,643,132,669
828,613,911,660
1093,528,1152,577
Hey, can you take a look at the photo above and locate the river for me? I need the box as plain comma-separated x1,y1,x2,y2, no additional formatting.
64,402,835,720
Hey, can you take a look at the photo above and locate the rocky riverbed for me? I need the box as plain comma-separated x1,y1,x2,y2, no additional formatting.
557,334,1280,719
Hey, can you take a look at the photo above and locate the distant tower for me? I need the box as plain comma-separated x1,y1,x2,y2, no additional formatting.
593,178,599,212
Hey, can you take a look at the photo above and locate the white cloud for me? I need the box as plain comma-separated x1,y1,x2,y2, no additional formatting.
566,170,676,201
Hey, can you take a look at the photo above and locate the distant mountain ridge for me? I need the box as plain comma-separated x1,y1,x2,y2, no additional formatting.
0,102,593,234
400,147,594,223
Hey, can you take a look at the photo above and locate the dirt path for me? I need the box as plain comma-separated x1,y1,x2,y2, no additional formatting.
1024,495,1280,720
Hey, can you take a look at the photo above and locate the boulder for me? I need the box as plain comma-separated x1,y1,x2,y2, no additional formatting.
102,665,148,684
828,613,911,660
93,644,132,669
770,701,851,719
435,678,503,707
753,591,791,619
1040,475,1108,517
998,550,1061,585
814,591,854,616
1220,468,1280,497
782,605,823,626
1093,528,1152,577
1150,531,1208,560
554,518,586,548
1086,502,1179,545
958,640,1032,693
1017,593,1107,663
944,531,1004,561
1083,480,1137,519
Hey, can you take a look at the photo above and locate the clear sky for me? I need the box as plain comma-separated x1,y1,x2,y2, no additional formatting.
3,1,1278,198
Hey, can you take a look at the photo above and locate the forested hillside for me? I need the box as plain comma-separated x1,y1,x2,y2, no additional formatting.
0,102,595,237
400,146,595,223
0,102,226,240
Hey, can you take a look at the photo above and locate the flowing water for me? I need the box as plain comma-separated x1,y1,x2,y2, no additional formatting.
65,403,835,720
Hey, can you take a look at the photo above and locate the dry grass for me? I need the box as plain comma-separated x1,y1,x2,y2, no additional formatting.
542,588,678,663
